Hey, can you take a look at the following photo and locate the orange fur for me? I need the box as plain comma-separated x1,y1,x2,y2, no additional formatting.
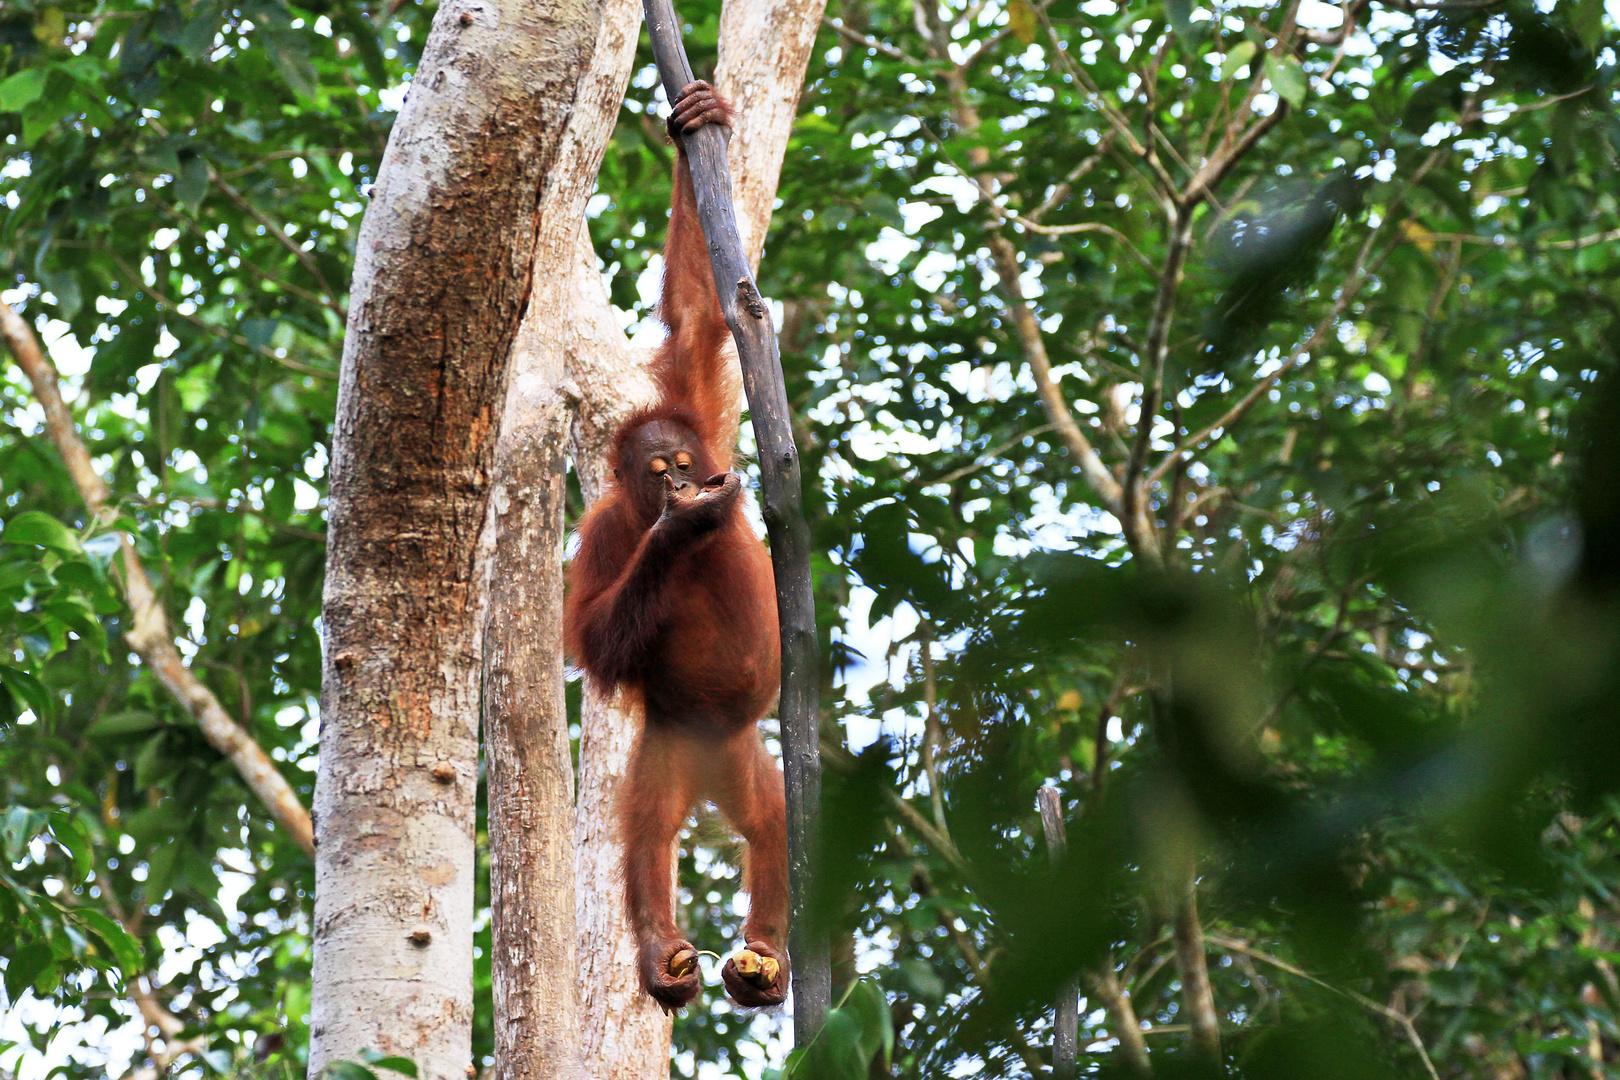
563,83,788,1013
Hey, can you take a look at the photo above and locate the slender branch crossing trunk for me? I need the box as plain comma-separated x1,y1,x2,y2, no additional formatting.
310,0,600,1076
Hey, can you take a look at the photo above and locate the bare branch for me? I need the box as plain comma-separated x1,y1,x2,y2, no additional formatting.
1209,935,1442,1080
142,185,347,319
1416,225,1620,251
1084,966,1154,1075
921,422,1058,486
917,621,951,839
986,232,1126,514
1171,876,1222,1061
94,246,334,379
1026,132,1117,223
1120,205,1194,564
209,168,344,310
822,16,925,66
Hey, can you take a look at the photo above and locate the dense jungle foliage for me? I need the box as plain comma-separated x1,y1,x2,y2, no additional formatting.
3,0,1620,1076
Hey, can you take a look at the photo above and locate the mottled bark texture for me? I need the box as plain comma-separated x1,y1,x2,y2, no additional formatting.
482,0,640,1071
483,382,585,1080
310,0,601,1076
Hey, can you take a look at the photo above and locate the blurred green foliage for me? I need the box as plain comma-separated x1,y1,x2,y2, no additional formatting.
3,0,1620,1077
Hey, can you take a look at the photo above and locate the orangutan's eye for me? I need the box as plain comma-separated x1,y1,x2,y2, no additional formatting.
675,452,693,471
649,457,668,475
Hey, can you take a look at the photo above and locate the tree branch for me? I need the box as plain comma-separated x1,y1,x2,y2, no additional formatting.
1208,934,1442,1080
1171,876,1221,1062
209,167,344,310
822,16,924,65
93,246,334,379
2,299,315,857
1037,788,1081,1080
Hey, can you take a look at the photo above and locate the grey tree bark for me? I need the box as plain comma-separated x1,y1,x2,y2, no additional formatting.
484,0,644,1074
310,0,602,1076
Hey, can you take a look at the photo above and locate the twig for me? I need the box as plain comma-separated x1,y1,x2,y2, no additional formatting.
1171,875,1222,1062
142,185,347,319
889,826,1051,1077
1026,132,1117,224
95,246,334,379
1120,206,1193,565
1148,102,1470,486
922,423,1058,486
821,16,925,65
209,168,343,309
2,299,315,857
917,621,951,839
1460,83,1593,122
985,232,1126,514
1089,669,1136,799
1414,225,1620,251
1208,935,1442,1080
95,873,208,1065
986,202,1154,269
1085,966,1154,1075
133,494,326,542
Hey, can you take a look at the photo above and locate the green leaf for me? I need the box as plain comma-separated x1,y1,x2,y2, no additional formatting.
4,942,52,1001
784,1009,866,1079
0,68,48,112
263,31,318,99
85,711,164,738
1221,40,1257,81
359,1052,419,1078
73,909,143,977
1165,0,1193,39
133,730,173,790
0,667,54,722
2,511,82,554
175,153,210,211
53,812,95,881
321,1063,380,1080
842,979,893,1066
3,805,47,861
21,97,57,145
1264,52,1307,108
142,839,181,901
43,270,81,321
1573,0,1604,50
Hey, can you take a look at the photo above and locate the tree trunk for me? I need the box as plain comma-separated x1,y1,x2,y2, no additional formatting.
483,367,583,1080
486,0,648,1073
486,0,827,1069
310,0,601,1076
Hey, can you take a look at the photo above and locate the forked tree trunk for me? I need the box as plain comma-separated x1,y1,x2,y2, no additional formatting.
493,0,827,1074
310,0,601,1076
484,0,650,1073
